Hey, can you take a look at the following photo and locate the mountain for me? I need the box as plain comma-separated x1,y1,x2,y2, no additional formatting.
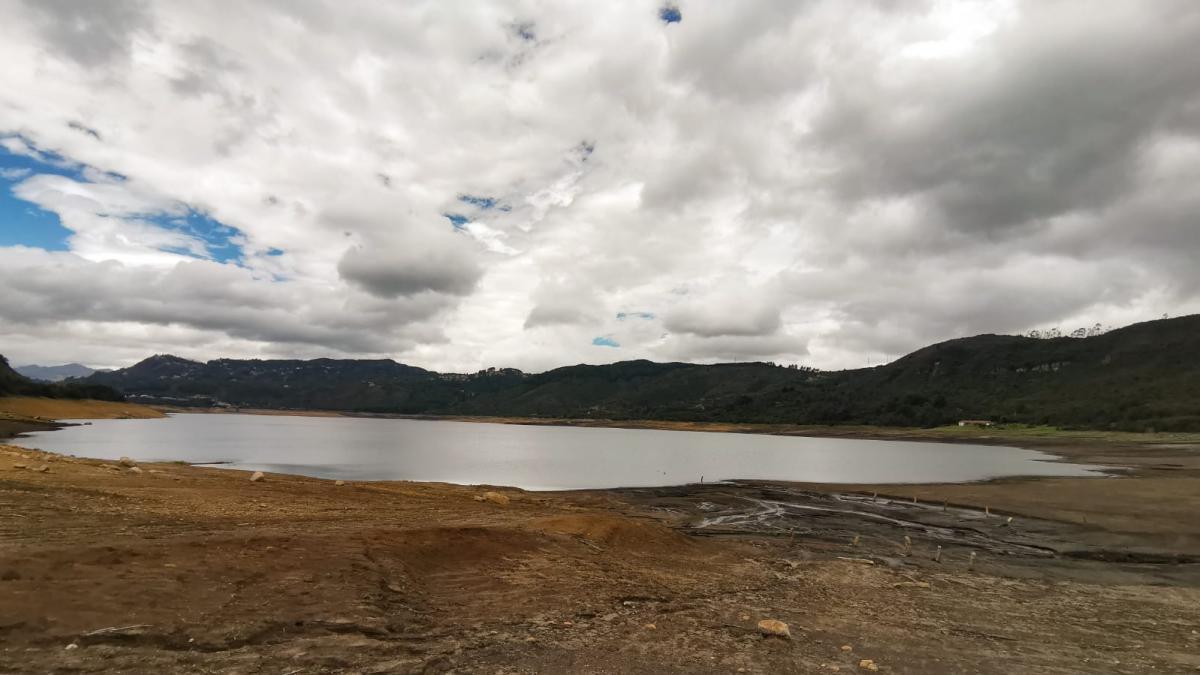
14,363,96,382
82,315,1200,431
0,355,123,402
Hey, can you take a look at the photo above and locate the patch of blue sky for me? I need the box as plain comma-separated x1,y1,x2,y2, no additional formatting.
444,213,469,231
592,335,620,348
139,208,245,263
0,136,247,262
659,5,682,24
458,194,497,210
0,141,81,250
617,311,656,321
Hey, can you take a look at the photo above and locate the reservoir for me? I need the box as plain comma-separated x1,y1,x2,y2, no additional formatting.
12,413,1106,490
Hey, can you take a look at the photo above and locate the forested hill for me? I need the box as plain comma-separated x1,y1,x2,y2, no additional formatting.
80,315,1200,431
0,355,123,402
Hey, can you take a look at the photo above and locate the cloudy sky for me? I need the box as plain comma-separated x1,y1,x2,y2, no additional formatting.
1,1,1198,373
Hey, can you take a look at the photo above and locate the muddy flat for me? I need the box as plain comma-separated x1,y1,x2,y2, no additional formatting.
2,420,1199,673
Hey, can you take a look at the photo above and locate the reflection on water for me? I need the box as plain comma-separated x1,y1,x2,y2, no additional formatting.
13,413,1105,490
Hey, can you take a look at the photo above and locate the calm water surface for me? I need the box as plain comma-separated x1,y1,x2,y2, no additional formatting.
13,413,1105,490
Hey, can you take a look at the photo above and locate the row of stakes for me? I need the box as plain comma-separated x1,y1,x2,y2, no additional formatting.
849,534,979,570
869,491,1016,526
853,493,1019,571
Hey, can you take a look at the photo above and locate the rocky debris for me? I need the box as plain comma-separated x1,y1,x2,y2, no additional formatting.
34,465,49,473
643,623,657,630
757,619,791,639
250,471,265,482
841,644,853,652
118,457,137,467
13,463,28,469
859,659,879,671
334,480,346,486
64,643,78,651
474,491,510,506
128,466,143,475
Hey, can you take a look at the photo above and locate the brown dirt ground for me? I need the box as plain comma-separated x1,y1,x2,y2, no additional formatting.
2,430,1199,674
0,397,164,421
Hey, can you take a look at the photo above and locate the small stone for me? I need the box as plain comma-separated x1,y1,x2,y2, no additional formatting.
859,659,878,671
757,619,791,639
740,614,750,621
35,465,50,473
64,643,78,651
601,613,618,622
13,463,27,469
118,456,136,467
829,667,841,673
334,480,346,486
100,464,120,471
644,623,657,630
128,466,143,474
481,491,510,506
250,471,265,482
841,645,853,652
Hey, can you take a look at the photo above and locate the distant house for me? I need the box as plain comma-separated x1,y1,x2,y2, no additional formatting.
958,419,995,427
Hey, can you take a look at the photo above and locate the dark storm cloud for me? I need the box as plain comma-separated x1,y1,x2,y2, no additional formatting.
21,0,151,65
814,2,1200,237
337,240,482,299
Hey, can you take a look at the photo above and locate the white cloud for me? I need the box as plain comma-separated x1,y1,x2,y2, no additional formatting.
0,0,1198,372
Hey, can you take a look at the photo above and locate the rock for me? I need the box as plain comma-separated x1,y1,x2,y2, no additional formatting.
13,463,27,469
643,623,657,630
34,465,49,473
859,659,878,671
335,480,346,486
841,645,853,652
757,619,791,639
118,457,136,467
64,643,78,651
128,466,143,474
100,464,120,471
480,491,510,506
740,614,750,621
250,471,265,482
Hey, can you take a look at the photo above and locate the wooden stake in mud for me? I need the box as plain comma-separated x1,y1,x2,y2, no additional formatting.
912,495,918,504
985,506,991,517
1004,516,1014,527
872,492,878,502
852,534,861,547
942,500,948,512
903,535,912,556
934,545,942,562
968,551,977,571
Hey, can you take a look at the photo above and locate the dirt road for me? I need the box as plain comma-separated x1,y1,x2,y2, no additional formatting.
2,435,1198,674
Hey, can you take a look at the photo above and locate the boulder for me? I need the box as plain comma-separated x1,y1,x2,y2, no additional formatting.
757,619,791,639
128,466,144,474
334,480,346,486
118,457,136,467
859,659,878,671
13,463,27,470
34,465,49,473
250,471,265,482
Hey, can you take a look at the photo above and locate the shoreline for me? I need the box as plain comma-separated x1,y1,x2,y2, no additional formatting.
2,402,1199,671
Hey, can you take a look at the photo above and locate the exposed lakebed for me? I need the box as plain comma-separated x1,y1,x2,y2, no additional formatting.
13,413,1106,490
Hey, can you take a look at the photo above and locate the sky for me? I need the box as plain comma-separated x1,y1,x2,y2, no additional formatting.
1,1,1199,373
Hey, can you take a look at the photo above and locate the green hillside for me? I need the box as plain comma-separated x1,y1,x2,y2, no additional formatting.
79,315,1200,431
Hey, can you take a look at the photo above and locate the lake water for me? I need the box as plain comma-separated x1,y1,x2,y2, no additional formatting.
12,413,1106,490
